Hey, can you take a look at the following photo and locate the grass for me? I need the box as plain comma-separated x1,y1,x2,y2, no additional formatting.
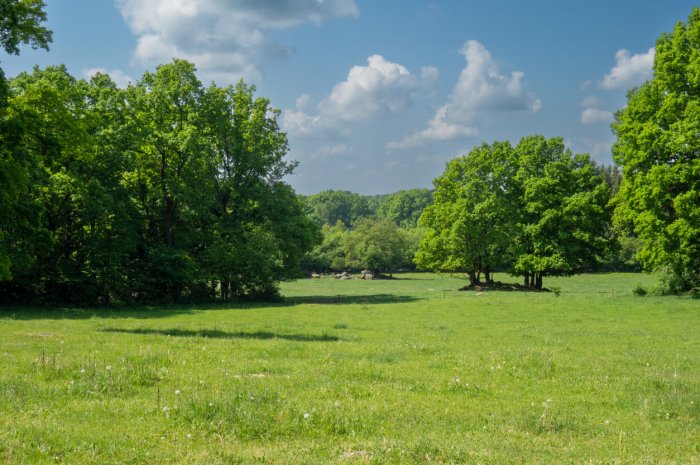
0,272,698,464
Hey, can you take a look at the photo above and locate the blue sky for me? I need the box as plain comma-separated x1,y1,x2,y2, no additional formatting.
2,1,697,194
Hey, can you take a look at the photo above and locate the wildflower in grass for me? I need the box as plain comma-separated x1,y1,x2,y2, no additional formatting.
303,413,310,419
80,368,86,374
162,406,169,413
187,434,192,439
175,389,180,396
106,365,112,371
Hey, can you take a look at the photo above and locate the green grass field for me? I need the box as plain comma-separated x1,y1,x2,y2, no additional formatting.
1,273,698,464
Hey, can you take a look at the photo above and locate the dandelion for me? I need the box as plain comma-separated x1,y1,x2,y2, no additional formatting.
162,406,170,413
303,413,310,419
604,419,610,425
175,389,180,396
106,365,112,371
186,433,192,439
208,402,214,407
80,368,86,374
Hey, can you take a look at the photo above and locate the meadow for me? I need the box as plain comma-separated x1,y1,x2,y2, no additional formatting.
0,273,698,464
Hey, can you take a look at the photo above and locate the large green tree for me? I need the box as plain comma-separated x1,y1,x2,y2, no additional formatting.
0,0,51,280
512,136,611,289
1,59,317,303
415,141,518,286
416,136,611,289
612,7,700,292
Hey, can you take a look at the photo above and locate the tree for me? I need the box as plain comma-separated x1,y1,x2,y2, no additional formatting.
416,136,612,289
301,221,348,272
1,59,317,303
0,0,51,56
415,142,518,286
612,7,700,291
304,190,372,227
377,188,432,227
343,218,413,276
512,136,611,289
0,0,51,281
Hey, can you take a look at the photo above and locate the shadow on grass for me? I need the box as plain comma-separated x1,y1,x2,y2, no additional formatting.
0,306,197,321
0,293,422,320
282,294,421,305
101,327,339,342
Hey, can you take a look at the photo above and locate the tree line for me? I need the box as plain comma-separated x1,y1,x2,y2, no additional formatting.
0,54,317,303
2,2,699,301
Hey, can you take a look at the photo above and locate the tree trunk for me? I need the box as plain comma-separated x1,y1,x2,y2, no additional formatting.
164,197,175,247
221,280,229,301
524,272,530,288
468,271,478,287
535,274,543,290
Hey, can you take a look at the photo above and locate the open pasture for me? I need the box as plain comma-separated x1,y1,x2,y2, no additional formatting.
0,273,698,464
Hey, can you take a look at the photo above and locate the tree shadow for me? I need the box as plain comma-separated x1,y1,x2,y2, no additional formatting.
0,293,422,320
0,306,197,321
100,327,340,342
281,294,421,305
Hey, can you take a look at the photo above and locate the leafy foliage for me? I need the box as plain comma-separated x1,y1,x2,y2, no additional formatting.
415,141,517,285
417,136,612,289
612,7,700,292
0,61,317,303
343,218,415,276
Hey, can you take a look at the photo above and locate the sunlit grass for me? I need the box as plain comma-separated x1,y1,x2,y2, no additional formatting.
0,273,698,464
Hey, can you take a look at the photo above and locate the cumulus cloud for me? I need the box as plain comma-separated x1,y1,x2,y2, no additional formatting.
115,0,359,82
389,40,540,149
83,68,134,88
386,106,478,149
599,48,655,90
283,54,430,136
310,144,354,160
318,55,420,121
580,107,614,125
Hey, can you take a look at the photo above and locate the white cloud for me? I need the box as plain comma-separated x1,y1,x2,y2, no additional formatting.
580,96,600,108
115,0,359,83
284,54,427,136
580,107,614,125
319,55,420,121
83,68,134,88
420,66,440,84
310,144,354,160
389,40,540,149
599,48,654,90
387,105,478,149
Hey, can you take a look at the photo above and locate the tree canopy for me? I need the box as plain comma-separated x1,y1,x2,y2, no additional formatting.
612,7,700,292
0,60,318,303
416,136,611,289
